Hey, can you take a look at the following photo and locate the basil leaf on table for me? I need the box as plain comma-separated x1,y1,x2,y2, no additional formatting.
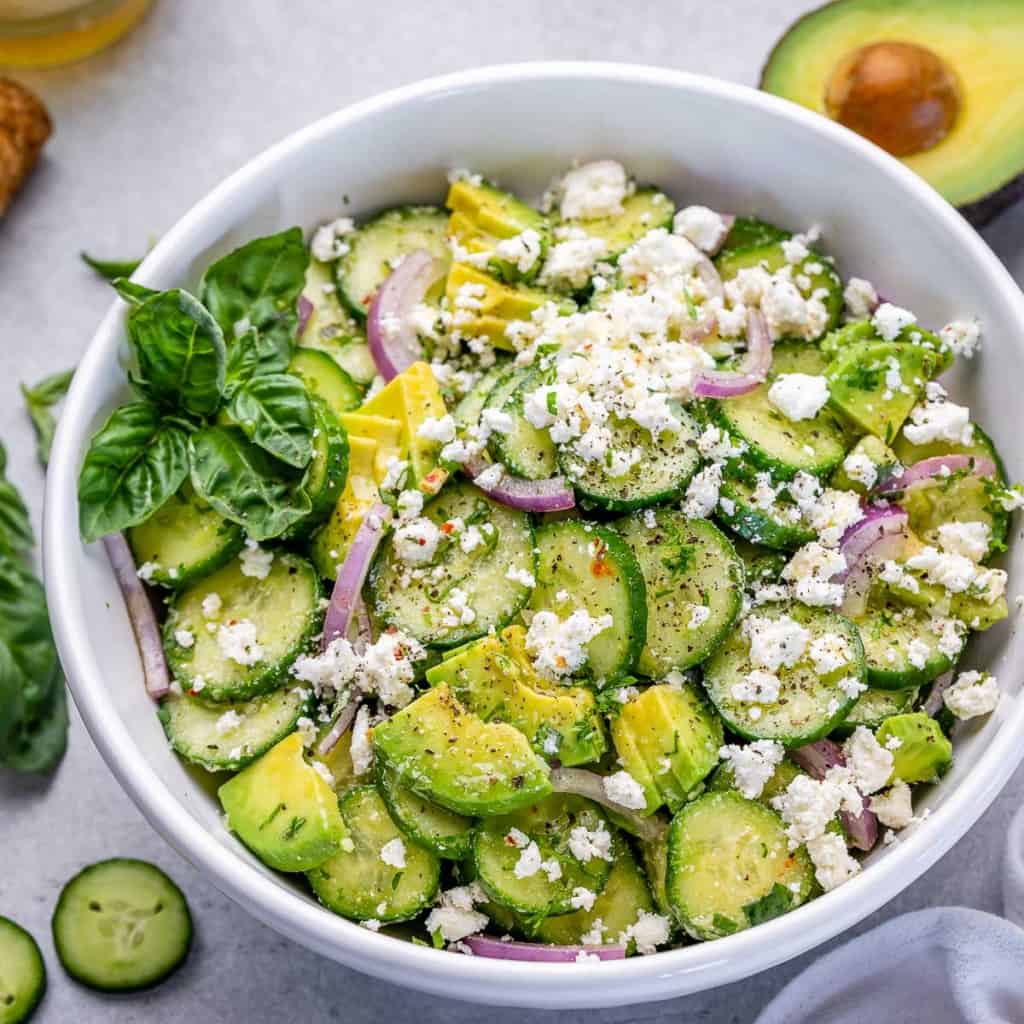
81,251,143,282
78,402,191,543
1,683,68,773
21,367,74,467
227,373,315,468
0,473,34,555
189,425,311,541
126,289,226,416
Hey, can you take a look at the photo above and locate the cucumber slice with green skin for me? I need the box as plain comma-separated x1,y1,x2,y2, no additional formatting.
369,480,535,649
702,602,866,746
615,510,744,676
666,791,816,941
307,786,440,923
488,368,557,480
288,348,363,417
833,686,918,736
706,755,804,807
377,762,473,861
892,420,1007,483
452,362,509,431
716,473,816,551
472,795,613,917
528,520,647,681
711,341,849,481
336,206,451,320
0,917,45,1023
716,217,789,259
638,834,672,919
559,405,702,512
557,188,675,262
158,686,311,772
291,396,349,530
164,553,322,702
854,601,953,690
51,859,192,992
127,486,244,590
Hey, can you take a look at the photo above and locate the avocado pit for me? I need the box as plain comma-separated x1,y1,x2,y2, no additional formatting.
825,41,961,157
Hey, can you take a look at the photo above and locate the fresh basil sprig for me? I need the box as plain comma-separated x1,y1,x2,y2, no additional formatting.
21,368,74,466
81,251,143,282
227,373,315,469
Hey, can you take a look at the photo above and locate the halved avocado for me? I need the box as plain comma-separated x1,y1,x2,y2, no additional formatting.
761,0,1024,225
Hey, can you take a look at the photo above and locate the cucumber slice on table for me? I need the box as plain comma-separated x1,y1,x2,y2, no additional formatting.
369,480,535,648
853,601,955,690
0,917,45,1023
486,367,557,480
666,791,815,941
164,553,322,702
158,686,311,772
472,795,613,917
336,206,450,320
307,786,440,923
528,520,647,681
702,602,866,745
289,348,363,417
51,860,192,992
127,486,244,589
377,762,473,861
615,509,744,676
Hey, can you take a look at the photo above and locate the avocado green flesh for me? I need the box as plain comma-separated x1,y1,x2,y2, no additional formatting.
760,0,1024,221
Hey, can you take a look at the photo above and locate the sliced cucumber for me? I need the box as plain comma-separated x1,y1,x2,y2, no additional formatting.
707,754,804,807
293,396,349,529
560,188,675,261
377,762,473,861
164,553,322,702
337,206,450,320
615,510,744,676
716,473,816,551
488,368,557,480
52,859,192,992
666,791,815,941
528,520,647,681
452,362,509,431
288,348,363,417
559,406,701,511
854,601,953,690
472,795,612,916
307,786,440,923
0,917,45,1023
892,420,1007,483
717,216,789,259
369,480,535,648
834,686,918,736
702,602,866,745
127,486,244,590
158,686,311,772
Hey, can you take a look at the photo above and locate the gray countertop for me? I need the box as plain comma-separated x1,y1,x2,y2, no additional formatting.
2,1,1024,1020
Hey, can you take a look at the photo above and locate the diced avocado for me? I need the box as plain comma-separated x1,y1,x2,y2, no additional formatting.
820,320,953,373
561,188,675,261
339,412,403,481
883,569,1008,633
311,719,370,795
446,179,550,283
760,0,1024,226
876,713,953,783
707,755,803,807
358,362,448,487
425,625,605,766
218,733,346,873
830,435,901,494
371,683,552,816
827,340,939,442
902,473,1008,560
610,683,723,814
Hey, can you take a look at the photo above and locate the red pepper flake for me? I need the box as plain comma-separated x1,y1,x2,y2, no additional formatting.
440,521,456,535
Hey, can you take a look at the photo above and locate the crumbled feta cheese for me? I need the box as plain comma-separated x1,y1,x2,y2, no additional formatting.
568,821,614,863
505,564,536,588
902,399,974,447
559,160,629,221
842,451,878,489
682,462,722,519
718,740,785,799
731,669,782,705
311,216,355,262
672,205,729,253
806,832,861,891
380,837,406,869
425,883,489,943
524,608,612,680
768,374,830,422
906,637,931,670
843,277,878,319
473,462,505,490
540,235,608,290
137,561,160,582
239,538,274,580
940,319,981,358
393,517,442,565
688,604,711,630
349,705,374,776
416,414,457,444
843,726,894,795
513,841,543,879
201,592,222,618
871,302,916,341
870,780,914,829
379,458,410,493
173,628,195,649
602,770,647,810
570,887,597,912
905,545,980,594
619,911,671,955
216,620,263,666
396,489,425,522
943,670,1000,720
215,710,242,735
743,613,811,671
494,229,543,274
936,521,990,563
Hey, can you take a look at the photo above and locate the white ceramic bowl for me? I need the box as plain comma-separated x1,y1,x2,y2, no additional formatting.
45,63,1024,1009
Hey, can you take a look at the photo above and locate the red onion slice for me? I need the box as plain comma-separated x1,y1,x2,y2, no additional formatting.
322,501,389,651
463,456,575,513
693,309,772,398
836,504,909,619
102,533,171,700
549,767,667,841
316,696,360,758
297,294,314,337
875,455,997,494
463,936,625,962
923,670,955,717
367,250,444,381
694,252,725,302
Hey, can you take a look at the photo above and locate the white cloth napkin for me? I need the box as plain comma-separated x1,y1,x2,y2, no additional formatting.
754,804,1024,1024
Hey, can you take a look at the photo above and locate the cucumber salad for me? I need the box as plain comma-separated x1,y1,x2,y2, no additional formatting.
78,159,1021,963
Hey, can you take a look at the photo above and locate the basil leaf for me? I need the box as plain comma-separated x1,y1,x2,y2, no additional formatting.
0,475,33,555
743,883,794,927
224,326,292,389
81,251,142,282
227,373,315,468
189,425,311,540
78,402,191,542
112,278,158,305
0,676,68,773
21,367,74,466
127,289,226,416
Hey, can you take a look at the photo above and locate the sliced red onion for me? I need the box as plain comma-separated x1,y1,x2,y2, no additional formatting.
792,740,879,852
102,533,170,701
836,504,909,618
875,455,997,494
353,596,373,655
550,767,667,841
316,695,360,758
322,501,389,651
367,250,444,381
679,316,718,345
924,670,956,717
463,936,625,962
463,456,575,513
297,294,314,337
693,252,725,302
693,309,772,398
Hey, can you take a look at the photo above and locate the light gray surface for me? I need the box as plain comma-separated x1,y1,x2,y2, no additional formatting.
2,1,1024,1020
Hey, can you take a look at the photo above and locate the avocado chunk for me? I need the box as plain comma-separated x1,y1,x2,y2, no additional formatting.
425,625,606,767
610,683,723,814
371,683,552,816
876,713,953,784
901,473,1008,561
559,188,675,261
218,732,346,872
446,178,550,283
760,0,1024,225
830,435,901,495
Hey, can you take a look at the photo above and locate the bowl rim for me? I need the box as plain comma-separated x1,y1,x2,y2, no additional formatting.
44,60,1024,1008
